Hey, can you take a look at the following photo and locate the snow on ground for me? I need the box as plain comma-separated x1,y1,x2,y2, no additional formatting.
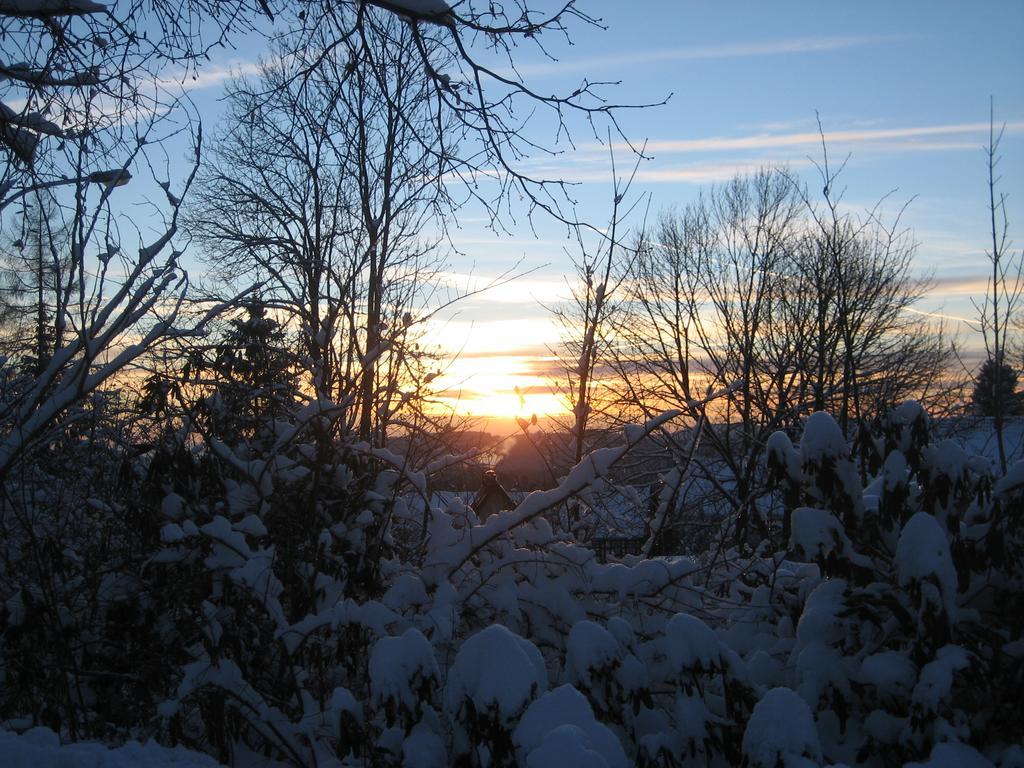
905,740,998,768
935,416,1024,466
0,727,224,767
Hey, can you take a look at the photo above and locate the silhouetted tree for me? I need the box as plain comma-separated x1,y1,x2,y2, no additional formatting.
972,357,1023,417
0,199,71,375
610,165,951,550
973,103,1023,472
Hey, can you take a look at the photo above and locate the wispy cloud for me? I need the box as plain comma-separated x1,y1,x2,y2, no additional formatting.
904,307,978,326
527,121,1024,187
509,34,909,78
456,346,554,360
159,60,262,92
523,156,818,186
928,274,992,297
437,271,572,304
632,121,1024,156
628,157,817,184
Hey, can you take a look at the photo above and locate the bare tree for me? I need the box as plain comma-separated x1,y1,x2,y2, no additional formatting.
972,102,1023,472
185,25,527,447
609,170,801,546
545,142,648,466
0,0,276,481
788,127,946,475
0,0,265,209
609,165,952,548
186,46,431,442
0,130,220,479
288,0,660,229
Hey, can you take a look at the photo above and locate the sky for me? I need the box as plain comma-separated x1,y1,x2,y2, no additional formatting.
171,1,1024,431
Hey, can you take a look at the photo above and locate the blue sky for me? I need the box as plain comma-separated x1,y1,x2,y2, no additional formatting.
166,0,1024,422
439,0,1024,277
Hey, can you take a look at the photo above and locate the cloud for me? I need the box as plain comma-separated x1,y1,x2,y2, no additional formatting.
904,307,978,326
630,121,1024,156
506,121,1024,187
423,316,563,358
525,120,1023,187
436,271,573,305
519,156,818,186
433,381,561,399
627,157,817,184
927,274,992,297
158,60,262,92
508,34,909,78
456,346,554,359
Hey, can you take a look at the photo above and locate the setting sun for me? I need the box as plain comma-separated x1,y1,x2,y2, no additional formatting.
428,354,569,422
422,317,571,423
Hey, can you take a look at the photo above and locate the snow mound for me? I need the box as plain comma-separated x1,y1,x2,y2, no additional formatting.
0,727,223,767
859,650,916,697
742,687,822,768
446,623,547,721
369,627,440,712
924,439,968,481
790,507,858,564
674,691,727,752
767,430,801,482
912,644,971,714
995,459,1024,497
664,612,723,673
525,724,609,768
800,412,848,461
896,512,958,615
402,718,448,768
796,578,848,647
514,684,627,768
566,619,621,686
905,740,995,768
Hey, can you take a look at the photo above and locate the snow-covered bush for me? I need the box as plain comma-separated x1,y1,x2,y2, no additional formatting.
3,399,1022,767
445,624,547,765
370,628,441,731
742,687,822,768
147,401,403,764
0,401,172,741
514,684,628,768
761,407,1022,765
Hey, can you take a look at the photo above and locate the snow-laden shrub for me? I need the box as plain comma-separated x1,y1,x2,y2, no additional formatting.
760,407,1023,765
141,400,403,765
0,411,170,741
742,687,822,768
445,623,547,766
663,613,726,678
3,400,1021,768
0,725,224,767
367,627,447,763
896,512,959,623
514,684,627,768
565,620,626,717
370,627,441,730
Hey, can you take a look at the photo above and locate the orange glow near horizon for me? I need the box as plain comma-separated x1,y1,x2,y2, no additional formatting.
429,354,570,421
422,317,571,424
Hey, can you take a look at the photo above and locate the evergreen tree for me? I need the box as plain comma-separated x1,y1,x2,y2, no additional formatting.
0,201,69,375
183,301,301,443
972,357,1023,417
